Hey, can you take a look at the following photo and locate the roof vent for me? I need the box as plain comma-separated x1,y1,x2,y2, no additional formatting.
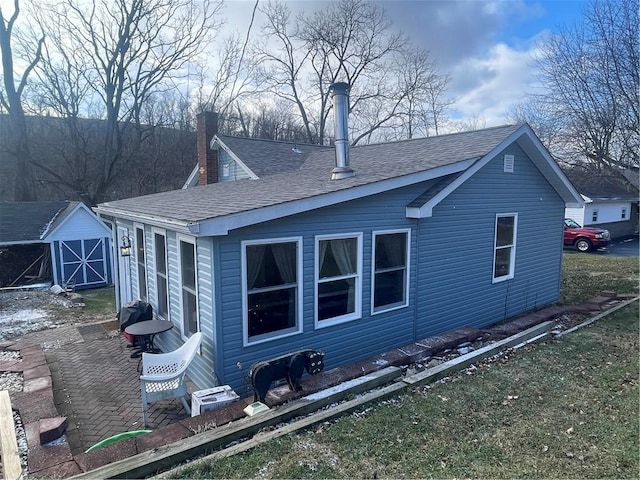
504,154,514,173
330,82,355,180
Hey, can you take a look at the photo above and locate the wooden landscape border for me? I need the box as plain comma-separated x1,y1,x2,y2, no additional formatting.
0,390,22,480
74,321,558,479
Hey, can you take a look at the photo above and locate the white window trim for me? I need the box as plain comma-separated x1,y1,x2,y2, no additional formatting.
177,234,199,340
592,209,599,222
152,227,170,321
371,229,411,315
621,207,627,220
241,236,303,346
133,223,148,301
314,232,363,329
492,213,518,284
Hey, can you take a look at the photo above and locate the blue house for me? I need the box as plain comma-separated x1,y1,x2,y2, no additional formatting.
95,86,582,395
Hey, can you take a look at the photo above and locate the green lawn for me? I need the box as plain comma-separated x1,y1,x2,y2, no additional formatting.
169,254,639,479
561,254,638,304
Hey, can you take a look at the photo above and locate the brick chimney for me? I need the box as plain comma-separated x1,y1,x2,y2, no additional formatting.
197,111,219,185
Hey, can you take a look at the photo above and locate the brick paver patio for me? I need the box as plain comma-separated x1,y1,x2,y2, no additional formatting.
40,321,190,455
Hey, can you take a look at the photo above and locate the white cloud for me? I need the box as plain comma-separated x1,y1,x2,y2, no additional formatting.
448,41,542,126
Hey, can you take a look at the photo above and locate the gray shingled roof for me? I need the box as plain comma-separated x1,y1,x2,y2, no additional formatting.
98,124,522,224
564,168,639,200
217,135,329,177
0,201,72,244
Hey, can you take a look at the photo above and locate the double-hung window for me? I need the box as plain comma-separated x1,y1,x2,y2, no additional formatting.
493,214,517,282
242,238,302,345
135,226,147,301
372,230,410,314
179,236,198,338
315,233,362,326
154,230,169,319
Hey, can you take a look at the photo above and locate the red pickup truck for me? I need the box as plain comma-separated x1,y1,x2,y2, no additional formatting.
564,218,611,252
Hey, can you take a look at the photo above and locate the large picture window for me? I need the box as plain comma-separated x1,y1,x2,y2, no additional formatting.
372,230,409,314
135,226,147,301
179,237,198,338
493,214,517,282
242,238,302,344
315,233,362,326
154,231,169,319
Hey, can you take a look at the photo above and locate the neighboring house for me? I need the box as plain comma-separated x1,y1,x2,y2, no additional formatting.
96,86,582,396
564,168,640,238
0,201,113,289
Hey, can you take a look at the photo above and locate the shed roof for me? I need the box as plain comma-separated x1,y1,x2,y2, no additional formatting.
564,168,639,201
0,201,75,245
96,123,582,236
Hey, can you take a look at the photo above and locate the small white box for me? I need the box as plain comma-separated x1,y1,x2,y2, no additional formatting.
191,385,239,416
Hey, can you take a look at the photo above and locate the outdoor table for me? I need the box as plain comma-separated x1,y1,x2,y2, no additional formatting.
124,319,173,358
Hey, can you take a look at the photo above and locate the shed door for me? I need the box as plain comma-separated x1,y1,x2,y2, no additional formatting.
59,239,108,289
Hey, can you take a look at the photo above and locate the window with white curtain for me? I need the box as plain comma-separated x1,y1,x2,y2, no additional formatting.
493,214,517,282
242,238,302,344
315,233,362,326
372,230,409,314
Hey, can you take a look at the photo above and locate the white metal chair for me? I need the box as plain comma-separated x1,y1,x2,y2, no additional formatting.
140,332,202,427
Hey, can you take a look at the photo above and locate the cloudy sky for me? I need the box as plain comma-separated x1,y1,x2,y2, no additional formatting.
220,0,585,127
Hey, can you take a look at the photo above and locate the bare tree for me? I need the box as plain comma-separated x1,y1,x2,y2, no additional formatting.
256,0,450,145
25,0,222,204
515,0,639,171
0,0,44,200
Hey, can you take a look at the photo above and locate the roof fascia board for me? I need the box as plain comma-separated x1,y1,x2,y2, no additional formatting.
39,203,70,239
407,125,585,218
182,164,199,189
215,136,260,180
515,128,584,207
0,240,48,246
191,159,475,237
44,202,111,240
95,208,193,234
405,127,530,218
590,197,637,203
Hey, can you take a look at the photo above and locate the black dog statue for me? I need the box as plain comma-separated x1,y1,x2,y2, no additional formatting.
249,350,325,403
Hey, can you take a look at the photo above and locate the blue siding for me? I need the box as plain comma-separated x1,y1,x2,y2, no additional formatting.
414,144,565,338
112,142,566,397
219,150,251,181
215,143,565,395
152,233,217,389
217,184,424,396
116,220,216,390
